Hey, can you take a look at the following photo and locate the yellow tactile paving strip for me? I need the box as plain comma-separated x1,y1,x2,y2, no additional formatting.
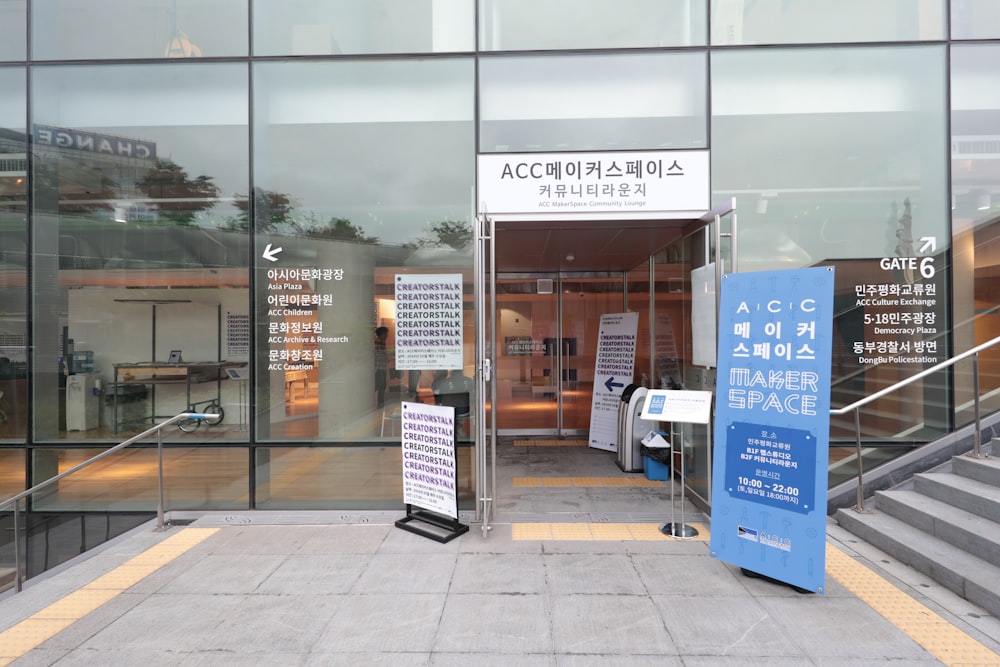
512,522,710,541
513,439,587,447
513,476,664,488
0,527,218,667
825,544,1000,666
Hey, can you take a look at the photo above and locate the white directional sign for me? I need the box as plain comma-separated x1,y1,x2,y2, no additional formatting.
588,312,639,452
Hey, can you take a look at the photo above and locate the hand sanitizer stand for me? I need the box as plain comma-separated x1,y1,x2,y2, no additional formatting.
639,389,714,539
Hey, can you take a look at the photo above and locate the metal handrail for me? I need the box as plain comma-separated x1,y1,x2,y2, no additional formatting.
831,334,1000,512
1,412,210,593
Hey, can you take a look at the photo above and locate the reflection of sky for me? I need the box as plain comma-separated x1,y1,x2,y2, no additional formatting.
29,60,475,242
253,59,475,242
256,123,474,243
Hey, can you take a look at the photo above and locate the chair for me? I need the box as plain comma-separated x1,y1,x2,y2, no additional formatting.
380,404,402,437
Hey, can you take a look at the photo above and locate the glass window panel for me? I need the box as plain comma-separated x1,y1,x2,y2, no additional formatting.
1,67,26,444
0,1,26,61
951,44,1000,425
254,445,474,509
254,0,472,56
30,63,250,443
711,0,945,45
479,52,707,153
30,447,249,510
952,0,1000,40
712,45,950,444
31,0,247,60
480,0,706,50
0,448,24,497
252,59,475,443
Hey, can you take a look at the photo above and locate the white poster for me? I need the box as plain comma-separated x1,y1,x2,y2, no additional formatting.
394,274,464,370
691,263,717,368
401,401,458,518
588,312,639,452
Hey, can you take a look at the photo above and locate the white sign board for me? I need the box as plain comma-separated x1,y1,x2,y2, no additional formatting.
394,274,464,370
588,312,639,452
691,263,717,368
401,401,458,519
478,150,710,218
640,389,713,425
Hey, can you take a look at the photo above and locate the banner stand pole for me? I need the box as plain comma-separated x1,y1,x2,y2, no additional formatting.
660,420,698,538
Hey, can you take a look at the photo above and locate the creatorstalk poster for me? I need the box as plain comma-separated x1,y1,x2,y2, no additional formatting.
710,267,835,593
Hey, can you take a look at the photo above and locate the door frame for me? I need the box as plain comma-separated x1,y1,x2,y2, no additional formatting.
474,202,737,531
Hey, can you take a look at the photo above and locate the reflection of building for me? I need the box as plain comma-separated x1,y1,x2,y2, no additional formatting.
1,3,1000,525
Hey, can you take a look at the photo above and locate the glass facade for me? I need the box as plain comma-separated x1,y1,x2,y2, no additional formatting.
254,0,473,55
1,1,998,512
0,1,26,61
479,51,707,153
252,58,475,443
952,0,1000,39
951,44,1000,424
711,0,945,45
479,0,707,50
31,0,248,60
0,66,26,445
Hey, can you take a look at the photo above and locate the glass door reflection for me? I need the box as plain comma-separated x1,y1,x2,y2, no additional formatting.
494,274,625,435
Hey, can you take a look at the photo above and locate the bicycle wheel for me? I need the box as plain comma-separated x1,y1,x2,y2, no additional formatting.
203,402,225,426
177,416,201,432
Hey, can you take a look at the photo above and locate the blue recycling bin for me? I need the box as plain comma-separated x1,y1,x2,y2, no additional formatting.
640,431,671,481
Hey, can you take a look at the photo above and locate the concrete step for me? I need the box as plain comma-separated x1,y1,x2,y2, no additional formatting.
834,507,1000,618
913,471,1000,521
0,567,18,594
953,452,1000,488
873,488,1000,566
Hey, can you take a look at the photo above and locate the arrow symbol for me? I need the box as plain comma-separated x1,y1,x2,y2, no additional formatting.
604,377,624,392
918,236,936,254
262,243,283,262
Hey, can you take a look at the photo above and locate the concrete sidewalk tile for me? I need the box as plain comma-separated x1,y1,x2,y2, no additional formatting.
351,553,457,594
544,553,646,596
652,594,804,658
157,554,285,595
434,593,551,654
314,593,446,653
549,594,677,655
449,553,546,594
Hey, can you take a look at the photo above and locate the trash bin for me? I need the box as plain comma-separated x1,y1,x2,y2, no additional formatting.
640,431,671,481
616,384,648,472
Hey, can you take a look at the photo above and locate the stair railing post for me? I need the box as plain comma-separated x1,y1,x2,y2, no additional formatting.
13,497,22,592
156,426,166,531
853,407,869,513
972,352,983,459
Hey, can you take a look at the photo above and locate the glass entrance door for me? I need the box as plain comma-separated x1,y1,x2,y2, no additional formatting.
494,273,625,435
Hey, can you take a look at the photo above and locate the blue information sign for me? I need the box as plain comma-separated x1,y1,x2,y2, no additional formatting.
710,267,835,594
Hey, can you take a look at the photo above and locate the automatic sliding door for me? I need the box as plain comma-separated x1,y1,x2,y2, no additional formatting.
494,274,625,434
559,276,626,433
495,277,559,432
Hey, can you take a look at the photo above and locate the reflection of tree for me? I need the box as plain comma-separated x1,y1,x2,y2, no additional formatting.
224,192,378,244
298,216,378,244
136,158,220,227
408,220,472,250
227,187,295,232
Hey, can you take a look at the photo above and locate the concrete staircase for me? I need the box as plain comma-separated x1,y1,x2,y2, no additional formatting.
834,442,1000,618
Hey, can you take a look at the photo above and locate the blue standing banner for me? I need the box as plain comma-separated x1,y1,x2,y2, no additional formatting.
710,267,835,594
